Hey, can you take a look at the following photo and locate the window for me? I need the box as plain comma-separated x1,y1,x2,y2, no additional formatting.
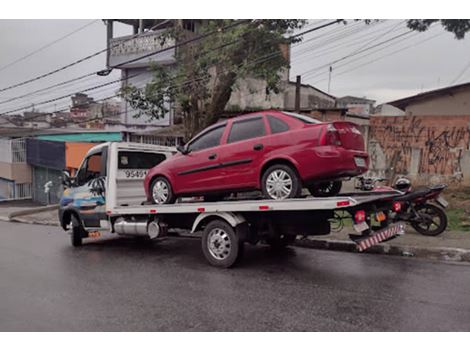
118,151,166,169
268,115,289,134
282,111,322,124
188,125,225,152
76,153,102,185
227,117,265,144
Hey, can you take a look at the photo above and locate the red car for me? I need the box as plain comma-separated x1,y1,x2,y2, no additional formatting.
144,110,368,204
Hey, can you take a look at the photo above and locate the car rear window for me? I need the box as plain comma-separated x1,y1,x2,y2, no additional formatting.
228,117,266,143
282,111,322,124
268,115,290,133
118,151,166,169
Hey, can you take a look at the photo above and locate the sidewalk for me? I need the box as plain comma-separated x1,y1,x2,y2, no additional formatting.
1,204,470,263
0,200,59,226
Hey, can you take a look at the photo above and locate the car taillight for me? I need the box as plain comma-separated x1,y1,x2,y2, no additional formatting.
320,124,342,146
354,210,366,223
392,201,402,212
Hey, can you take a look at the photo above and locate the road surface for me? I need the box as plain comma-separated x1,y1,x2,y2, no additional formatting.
1,221,469,331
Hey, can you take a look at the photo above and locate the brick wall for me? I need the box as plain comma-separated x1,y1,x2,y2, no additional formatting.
369,115,470,185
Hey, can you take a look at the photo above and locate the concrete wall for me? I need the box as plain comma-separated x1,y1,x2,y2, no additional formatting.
227,80,335,112
0,161,32,183
368,115,470,186
404,89,470,116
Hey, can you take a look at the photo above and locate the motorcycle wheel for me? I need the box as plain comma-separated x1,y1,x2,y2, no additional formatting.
410,203,447,236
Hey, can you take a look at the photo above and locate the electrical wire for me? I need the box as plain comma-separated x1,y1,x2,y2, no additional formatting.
0,19,99,74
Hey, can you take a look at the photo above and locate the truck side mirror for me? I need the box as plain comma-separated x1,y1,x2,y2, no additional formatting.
62,170,72,187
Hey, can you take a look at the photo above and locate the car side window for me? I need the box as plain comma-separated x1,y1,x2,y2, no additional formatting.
188,125,225,152
227,117,266,144
76,153,102,186
268,115,289,134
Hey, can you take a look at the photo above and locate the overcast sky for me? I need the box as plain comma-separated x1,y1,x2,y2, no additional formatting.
0,19,469,115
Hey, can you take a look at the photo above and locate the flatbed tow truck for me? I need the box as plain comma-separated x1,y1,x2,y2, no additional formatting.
59,142,405,268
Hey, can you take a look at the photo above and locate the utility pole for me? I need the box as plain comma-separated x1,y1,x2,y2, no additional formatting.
328,66,332,93
295,75,301,113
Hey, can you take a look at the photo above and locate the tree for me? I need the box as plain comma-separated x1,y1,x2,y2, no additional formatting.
121,19,306,139
406,19,470,39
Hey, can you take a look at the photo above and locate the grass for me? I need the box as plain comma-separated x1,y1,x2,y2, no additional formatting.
447,208,470,232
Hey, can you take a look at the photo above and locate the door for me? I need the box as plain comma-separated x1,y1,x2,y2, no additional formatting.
71,147,107,228
172,124,227,194
218,116,268,188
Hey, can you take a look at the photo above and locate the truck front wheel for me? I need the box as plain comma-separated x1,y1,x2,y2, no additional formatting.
201,219,243,268
71,214,87,247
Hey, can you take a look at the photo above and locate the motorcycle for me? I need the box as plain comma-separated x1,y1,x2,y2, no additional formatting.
355,176,448,236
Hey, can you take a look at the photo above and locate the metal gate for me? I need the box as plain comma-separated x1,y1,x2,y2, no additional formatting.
32,166,63,205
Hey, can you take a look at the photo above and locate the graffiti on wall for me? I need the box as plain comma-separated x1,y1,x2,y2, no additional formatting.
369,115,470,183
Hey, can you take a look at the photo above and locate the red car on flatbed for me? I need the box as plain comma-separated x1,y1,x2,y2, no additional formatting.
144,110,368,204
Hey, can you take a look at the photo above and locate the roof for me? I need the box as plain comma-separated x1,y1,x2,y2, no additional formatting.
138,124,186,137
0,127,121,140
287,80,336,100
337,96,376,104
36,132,122,142
388,81,470,110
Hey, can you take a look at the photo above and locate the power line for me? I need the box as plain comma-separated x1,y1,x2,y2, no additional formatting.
0,20,99,74
1,20,344,127
1,20,342,118
0,20,172,94
310,32,444,87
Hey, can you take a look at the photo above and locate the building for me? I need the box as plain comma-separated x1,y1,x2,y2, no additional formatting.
0,137,31,201
105,19,336,141
336,96,376,117
369,82,470,186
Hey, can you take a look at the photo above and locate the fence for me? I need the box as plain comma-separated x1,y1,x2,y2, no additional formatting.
129,134,183,147
0,179,32,201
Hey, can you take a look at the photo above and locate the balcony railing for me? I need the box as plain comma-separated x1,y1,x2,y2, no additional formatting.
109,30,176,68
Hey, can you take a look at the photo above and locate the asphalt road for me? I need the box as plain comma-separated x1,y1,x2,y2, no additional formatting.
1,221,470,331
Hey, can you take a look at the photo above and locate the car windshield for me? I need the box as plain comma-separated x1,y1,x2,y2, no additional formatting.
282,111,322,124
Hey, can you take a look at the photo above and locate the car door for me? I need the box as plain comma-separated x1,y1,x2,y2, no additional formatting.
172,124,227,194
71,147,107,228
218,116,269,188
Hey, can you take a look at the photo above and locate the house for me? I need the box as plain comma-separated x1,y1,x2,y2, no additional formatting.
336,96,376,117
369,82,470,186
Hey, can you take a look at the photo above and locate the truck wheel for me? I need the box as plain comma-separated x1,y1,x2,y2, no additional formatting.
150,176,176,204
308,181,342,197
201,219,243,268
71,214,87,247
261,164,301,200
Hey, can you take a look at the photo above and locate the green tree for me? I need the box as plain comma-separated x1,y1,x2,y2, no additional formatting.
406,19,470,39
121,19,306,139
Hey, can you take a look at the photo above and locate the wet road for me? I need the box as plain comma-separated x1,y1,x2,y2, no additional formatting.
1,221,470,331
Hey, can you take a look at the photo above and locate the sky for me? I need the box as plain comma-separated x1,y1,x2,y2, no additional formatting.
0,19,469,116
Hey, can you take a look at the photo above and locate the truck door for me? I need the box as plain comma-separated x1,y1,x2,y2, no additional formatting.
72,146,108,228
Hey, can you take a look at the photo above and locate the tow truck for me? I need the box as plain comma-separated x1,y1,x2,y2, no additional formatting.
59,142,405,268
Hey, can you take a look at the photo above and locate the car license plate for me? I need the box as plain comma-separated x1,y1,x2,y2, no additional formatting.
436,196,448,208
353,221,369,233
354,157,366,168
353,222,405,252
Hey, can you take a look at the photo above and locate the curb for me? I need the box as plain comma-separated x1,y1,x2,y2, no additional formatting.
7,204,59,220
9,217,59,226
294,237,470,263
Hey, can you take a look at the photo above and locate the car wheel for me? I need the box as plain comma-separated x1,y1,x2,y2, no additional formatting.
308,181,342,197
261,164,301,200
150,176,176,204
71,214,87,247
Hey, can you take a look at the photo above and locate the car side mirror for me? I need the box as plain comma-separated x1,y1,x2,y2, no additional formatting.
177,144,190,155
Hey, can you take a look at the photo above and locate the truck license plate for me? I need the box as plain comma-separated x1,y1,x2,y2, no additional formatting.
354,157,367,168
